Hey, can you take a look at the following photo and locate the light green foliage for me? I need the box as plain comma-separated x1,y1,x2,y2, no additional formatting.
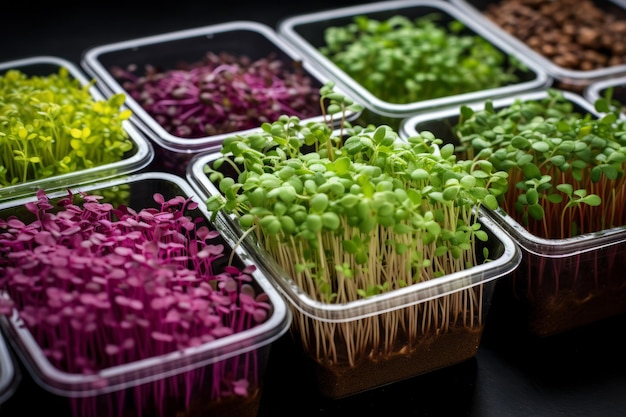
455,88,626,237
0,67,133,187
205,82,506,303
319,13,527,104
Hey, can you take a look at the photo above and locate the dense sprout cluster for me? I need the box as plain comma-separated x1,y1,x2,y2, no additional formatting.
202,82,510,371
454,89,626,238
0,68,133,187
0,188,271,414
319,13,526,104
205,83,507,303
112,52,322,138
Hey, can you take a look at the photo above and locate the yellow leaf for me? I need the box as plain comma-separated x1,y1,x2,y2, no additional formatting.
70,128,82,139
119,109,132,120
70,139,82,149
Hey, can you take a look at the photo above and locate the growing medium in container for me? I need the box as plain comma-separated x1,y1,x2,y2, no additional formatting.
0,185,274,417
0,67,133,188
203,82,512,397
452,88,626,335
482,0,626,72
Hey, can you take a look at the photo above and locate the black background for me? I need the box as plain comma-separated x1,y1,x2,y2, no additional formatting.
1,1,626,416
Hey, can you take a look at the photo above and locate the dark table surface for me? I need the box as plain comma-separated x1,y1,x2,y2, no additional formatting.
1,1,626,416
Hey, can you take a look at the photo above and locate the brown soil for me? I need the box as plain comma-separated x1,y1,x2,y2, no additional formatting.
493,242,626,337
491,261,626,337
523,284,626,337
483,0,626,91
309,326,483,399
182,387,261,417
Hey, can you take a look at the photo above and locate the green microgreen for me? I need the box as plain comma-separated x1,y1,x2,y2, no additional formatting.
454,88,626,238
318,13,528,104
0,67,133,187
204,81,508,367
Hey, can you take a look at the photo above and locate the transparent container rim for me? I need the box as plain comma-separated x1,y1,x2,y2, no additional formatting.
0,171,292,398
449,0,626,85
584,75,626,113
399,88,626,257
186,151,522,323
0,56,154,201
277,0,552,118
0,330,19,406
81,20,361,153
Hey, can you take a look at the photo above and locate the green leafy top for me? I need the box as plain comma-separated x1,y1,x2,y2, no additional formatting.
205,82,508,303
319,13,528,104
454,88,626,238
0,67,133,187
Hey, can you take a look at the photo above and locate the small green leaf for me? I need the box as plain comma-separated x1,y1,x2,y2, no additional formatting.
556,183,573,196
528,203,544,221
526,188,539,205
522,163,541,179
581,194,601,206
531,141,550,153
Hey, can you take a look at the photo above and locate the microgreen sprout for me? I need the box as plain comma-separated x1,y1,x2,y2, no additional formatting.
452,88,626,336
0,187,272,417
111,51,322,138
204,81,508,369
0,67,133,187
454,88,626,239
319,13,528,104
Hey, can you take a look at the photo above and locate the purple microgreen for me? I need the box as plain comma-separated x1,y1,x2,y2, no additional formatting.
0,187,272,412
111,51,322,138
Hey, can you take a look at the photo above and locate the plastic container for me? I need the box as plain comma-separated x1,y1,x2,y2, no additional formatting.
400,89,626,337
450,0,626,91
81,21,359,175
0,56,153,202
584,74,626,116
277,0,550,119
0,172,291,417
0,330,19,407
186,149,521,399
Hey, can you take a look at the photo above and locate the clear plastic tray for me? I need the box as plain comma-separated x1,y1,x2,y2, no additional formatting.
278,0,551,118
187,149,521,398
0,172,291,417
0,56,153,202
81,21,360,156
400,89,626,336
0,330,19,407
584,75,626,117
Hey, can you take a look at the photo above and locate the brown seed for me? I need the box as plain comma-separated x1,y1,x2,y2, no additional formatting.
608,21,626,33
527,36,542,48
562,23,577,36
576,27,599,47
580,61,595,71
541,44,557,56
613,44,626,56
482,0,626,72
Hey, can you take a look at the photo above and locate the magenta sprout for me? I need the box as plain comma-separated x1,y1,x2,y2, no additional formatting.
0,188,273,417
111,51,322,138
